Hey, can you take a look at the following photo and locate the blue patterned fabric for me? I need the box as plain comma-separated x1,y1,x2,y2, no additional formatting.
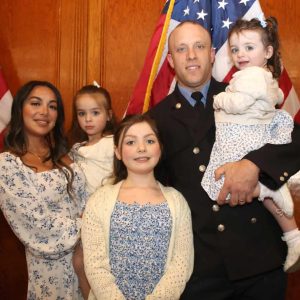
109,200,172,300
202,110,293,200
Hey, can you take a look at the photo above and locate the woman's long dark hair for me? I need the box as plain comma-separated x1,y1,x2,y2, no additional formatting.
113,114,163,184
4,80,74,193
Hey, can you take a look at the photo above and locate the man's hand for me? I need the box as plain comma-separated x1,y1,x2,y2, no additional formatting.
215,159,259,206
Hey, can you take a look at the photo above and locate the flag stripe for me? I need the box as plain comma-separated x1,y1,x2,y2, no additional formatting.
0,131,5,150
0,71,9,98
0,69,13,149
0,91,13,131
127,14,166,114
279,68,293,99
151,58,175,107
281,87,300,118
156,19,180,75
143,0,176,112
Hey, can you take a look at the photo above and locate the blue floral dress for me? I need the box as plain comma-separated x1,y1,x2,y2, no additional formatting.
201,110,294,200
0,152,88,300
109,200,172,300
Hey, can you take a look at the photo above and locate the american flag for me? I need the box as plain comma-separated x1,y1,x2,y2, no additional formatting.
126,0,300,123
0,69,13,150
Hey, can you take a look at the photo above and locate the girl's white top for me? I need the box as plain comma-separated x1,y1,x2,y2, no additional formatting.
214,66,284,125
70,135,114,194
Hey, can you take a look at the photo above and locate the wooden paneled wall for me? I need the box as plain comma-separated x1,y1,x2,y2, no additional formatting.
0,0,162,125
0,1,299,299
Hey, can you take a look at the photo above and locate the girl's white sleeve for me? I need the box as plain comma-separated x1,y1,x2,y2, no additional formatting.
213,67,268,114
213,91,256,114
81,193,125,300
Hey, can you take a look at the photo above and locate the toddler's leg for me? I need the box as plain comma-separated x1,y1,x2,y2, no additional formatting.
73,243,91,300
259,182,294,217
263,199,300,273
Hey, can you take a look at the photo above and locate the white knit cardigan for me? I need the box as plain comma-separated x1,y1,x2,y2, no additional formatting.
214,66,284,125
81,180,194,300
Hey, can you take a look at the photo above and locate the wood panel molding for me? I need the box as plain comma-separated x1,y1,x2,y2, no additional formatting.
58,0,87,91
57,0,106,127
87,0,106,85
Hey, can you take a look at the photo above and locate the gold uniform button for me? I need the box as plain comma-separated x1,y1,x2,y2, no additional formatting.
280,176,285,182
175,103,181,109
199,165,206,172
251,217,257,224
193,147,200,154
283,172,289,177
217,224,225,232
212,204,220,212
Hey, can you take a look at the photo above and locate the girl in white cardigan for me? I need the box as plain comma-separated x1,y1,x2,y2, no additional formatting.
82,114,194,300
201,17,300,273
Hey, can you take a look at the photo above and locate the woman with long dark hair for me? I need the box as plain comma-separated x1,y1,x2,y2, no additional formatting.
0,81,88,299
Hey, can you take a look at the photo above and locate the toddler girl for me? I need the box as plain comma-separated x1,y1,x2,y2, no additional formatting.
202,17,300,273
69,84,116,299
69,84,116,194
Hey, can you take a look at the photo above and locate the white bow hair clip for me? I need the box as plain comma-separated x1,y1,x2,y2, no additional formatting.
93,80,101,88
257,13,267,28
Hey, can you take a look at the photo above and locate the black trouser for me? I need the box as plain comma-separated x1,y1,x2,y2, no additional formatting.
180,267,287,300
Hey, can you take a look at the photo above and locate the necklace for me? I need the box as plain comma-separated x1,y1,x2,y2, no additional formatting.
27,150,50,162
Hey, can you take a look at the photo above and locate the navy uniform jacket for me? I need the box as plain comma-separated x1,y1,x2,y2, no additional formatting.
149,78,300,280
